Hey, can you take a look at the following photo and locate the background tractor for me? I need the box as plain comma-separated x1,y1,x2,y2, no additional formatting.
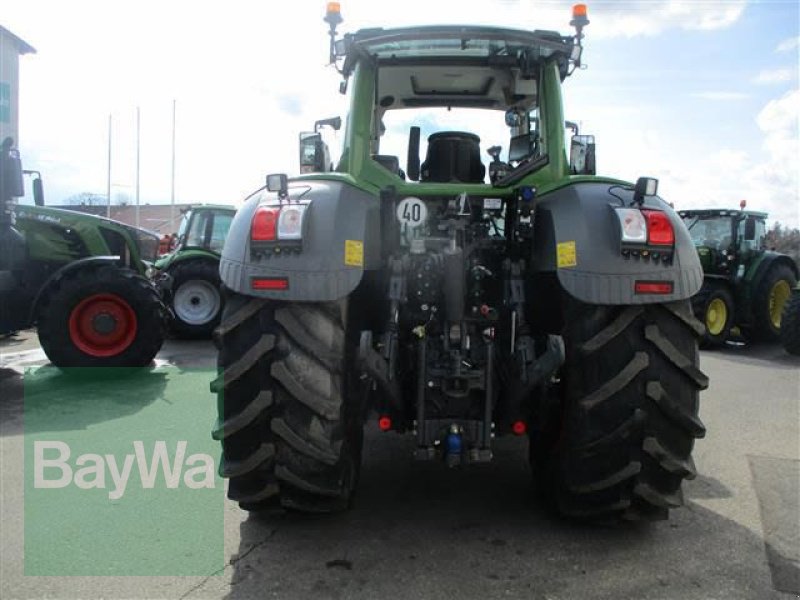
0,138,165,368
679,208,798,346
212,5,708,522
153,204,236,337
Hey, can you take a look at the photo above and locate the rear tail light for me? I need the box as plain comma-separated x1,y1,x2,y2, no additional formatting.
251,207,279,241
634,280,673,295
642,210,675,246
615,208,674,247
615,208,647,243
251,204,308,242
277,205,307,240
251,277,289,291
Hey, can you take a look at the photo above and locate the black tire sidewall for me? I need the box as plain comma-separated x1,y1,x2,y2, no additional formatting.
753,264,797,342
780,288,800,355
38,266,165,368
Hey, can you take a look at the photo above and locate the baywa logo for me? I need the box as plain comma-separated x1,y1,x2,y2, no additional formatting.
24,366,224,576
34,440,216,500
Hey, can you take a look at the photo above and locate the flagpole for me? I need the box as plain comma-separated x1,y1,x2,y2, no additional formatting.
170,99,176,229
106,113,112,218
135,106,140,229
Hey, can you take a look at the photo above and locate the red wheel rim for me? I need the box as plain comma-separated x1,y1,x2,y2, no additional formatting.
67,293,138,357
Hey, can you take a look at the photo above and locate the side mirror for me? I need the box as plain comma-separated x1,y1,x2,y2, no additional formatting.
1,139,25,199
569,134,596,175
298,132,329,173
744,217,756,241
508,133,536,163
32,177,44,206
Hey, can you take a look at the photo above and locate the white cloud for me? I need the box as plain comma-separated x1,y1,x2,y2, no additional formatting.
776,36,800,53
690,91,749,101
743,89,799,226
752,68,796,85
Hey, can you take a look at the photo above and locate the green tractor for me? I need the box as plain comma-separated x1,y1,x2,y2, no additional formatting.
212,6,708,521
678,208,798,346
0,138,166,368
153,204,236,337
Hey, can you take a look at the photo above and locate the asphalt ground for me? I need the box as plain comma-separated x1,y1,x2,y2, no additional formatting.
0,331,798,599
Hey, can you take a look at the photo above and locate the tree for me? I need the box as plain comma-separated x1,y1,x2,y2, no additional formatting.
766,222,800,264
63,192,106,206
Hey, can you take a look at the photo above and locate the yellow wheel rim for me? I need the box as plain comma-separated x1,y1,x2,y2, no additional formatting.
706,298,728,336
769,280,791,329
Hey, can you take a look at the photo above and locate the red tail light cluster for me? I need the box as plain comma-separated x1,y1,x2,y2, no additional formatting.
615,208,675,247
251,204,308,243
251,207,279,241
641,210,675,246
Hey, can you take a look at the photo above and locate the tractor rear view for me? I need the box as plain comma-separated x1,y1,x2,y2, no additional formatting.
212,5,708,521
679,208,798,346
0,138,165,368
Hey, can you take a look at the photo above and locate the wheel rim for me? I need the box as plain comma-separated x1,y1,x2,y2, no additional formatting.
705,298,728,336
769,280,791,329
173,280,221,326
68,293,138,357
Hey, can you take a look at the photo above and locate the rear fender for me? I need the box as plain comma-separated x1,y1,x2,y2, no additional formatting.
219,180,380,301
532,182,703,304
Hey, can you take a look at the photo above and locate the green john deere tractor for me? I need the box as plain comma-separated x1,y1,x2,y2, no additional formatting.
153,205,236,337
212,6,709,521
0,138,166,368
678,208,798,346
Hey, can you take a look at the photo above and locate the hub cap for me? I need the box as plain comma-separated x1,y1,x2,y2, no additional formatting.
705,298,728,336
68,293,138,357
174,280,221,326
769,280,791,329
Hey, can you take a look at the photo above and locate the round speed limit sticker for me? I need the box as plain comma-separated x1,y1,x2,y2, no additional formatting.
396,197,427,228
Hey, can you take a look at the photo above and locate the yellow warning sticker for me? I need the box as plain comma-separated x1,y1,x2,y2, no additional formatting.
344,239,364,267
557,241,577,268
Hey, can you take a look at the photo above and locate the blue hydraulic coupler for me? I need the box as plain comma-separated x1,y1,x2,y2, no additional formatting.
445,424,462,466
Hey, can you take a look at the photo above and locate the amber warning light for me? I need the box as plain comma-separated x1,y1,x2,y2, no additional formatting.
571,3,589,28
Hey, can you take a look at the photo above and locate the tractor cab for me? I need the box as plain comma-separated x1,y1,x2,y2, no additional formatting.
678,209,767,278
301,8,597,192
174,205,236,255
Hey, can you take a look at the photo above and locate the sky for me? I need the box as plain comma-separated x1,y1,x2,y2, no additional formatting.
3,0,799,228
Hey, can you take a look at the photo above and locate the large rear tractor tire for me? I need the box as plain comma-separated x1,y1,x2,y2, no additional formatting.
169,260,223,338
212,291,362,513
752,264,797,342
692,283,734,347
535,299,708,521
37,264,166,368
780,287,800,356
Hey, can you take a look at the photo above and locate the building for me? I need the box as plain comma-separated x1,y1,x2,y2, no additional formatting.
0,25,35,146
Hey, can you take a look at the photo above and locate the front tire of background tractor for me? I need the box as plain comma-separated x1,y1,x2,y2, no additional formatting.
752,264,797,342
535,299,708,521
169,260,223,338
692,283,734,347
212,291,362,513
780,287,800,356
37,265,166,368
